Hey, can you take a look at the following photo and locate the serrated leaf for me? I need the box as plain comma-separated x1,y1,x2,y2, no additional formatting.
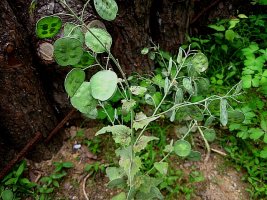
64,68,85,97
85,28,112,53
70,82,97,115
152,74,165,88
53,37,83,66
135,186,164,200
36,16,62,39
96,125,131,146
111,192,126,200
154,162,168,175
174,140,191,157
203,129,216,142
121,99,136,115
119,155,142,183
260,147,267,159
134,136,159,152
106,167,123,181
249,128,264,140
242,75,252,88
133,114,160,131
225,29,235,42
264,133,267,143
130,86,147,96
90,70,118,101
145,92,163,107
261,117,267,132
220,99,228,126
94,0,118,21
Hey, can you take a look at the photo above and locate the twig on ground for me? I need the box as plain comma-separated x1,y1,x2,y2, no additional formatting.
83,172,93,200
211,148,227,156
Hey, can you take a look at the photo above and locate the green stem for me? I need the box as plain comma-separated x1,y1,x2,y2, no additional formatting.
196,121,210,162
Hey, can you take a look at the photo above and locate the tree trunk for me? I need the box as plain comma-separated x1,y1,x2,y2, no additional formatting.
0,0,61,168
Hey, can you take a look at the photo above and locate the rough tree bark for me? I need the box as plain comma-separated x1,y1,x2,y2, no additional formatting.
0,0,247,168
0,0,61,169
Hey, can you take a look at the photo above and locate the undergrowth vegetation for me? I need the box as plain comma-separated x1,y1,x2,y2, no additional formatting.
185,11,267,198
1,0,267,200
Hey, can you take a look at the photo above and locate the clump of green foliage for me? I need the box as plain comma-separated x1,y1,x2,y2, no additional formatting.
34,0,244,199
185,11,267,198
0,161,36,200
0,161,73,200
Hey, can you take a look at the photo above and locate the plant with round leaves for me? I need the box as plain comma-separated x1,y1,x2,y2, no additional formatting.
53,37,83,66
94,0,118,21
203,128,216,142
174,140,191,157
64,22,84,44
90,70,118,101
85,28,112,53
74,51,95,68
70,82,97,115
36,16,62,39
34,2,244,198
64,68,85,97
191,53,209,73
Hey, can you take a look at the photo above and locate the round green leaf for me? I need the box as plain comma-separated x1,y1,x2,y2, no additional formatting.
36,16,62,39
70,82,97,114
1,190,13,200
90,70,118,101
85,28,112,53
203,129,216,142
53,37,83,66
228,110,245,123
64,22,84,44
94,0,118,21
191,53,208,73
74,51,95,68
187,150,201,161
64,68,85,97
174,140,191,157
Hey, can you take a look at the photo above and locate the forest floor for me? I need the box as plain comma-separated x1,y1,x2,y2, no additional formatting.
26,125,250,200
